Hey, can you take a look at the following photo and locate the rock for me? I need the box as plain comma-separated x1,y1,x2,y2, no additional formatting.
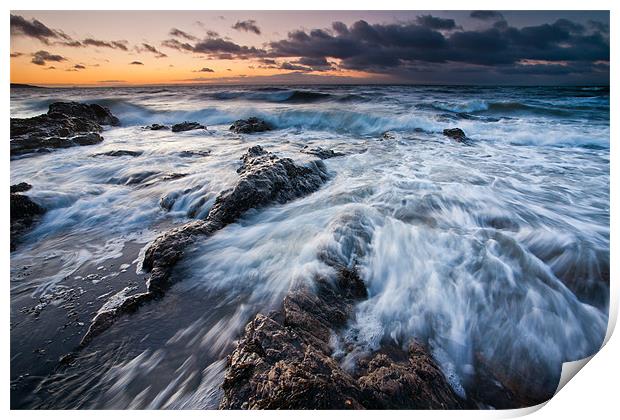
81,146,329,345
300,146,345,159
80,287,151,347
48,102,120,126
110,171,187,187
93,150,143,157
381,131,395,140
443,128,468,142
11,182,32,193
10,188,45,251
229,117,272,134
143,123,169,130
171,121,206,132
219,266,464,409
10,102,118,157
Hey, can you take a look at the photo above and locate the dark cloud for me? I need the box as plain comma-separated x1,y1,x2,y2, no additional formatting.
470,11,505,21
82,38,129,51
10,52,23,58
588,20,609,34
264,18,608,81
137,43,167,58
194,67,214,72
161,39,195,52
31,50,67,66
169,28,198,41
163,36,266,59
416,15,457,30
73,64,86,69
129,61,144,65
232,20,261,35
45,66,56,70
10,14,71,44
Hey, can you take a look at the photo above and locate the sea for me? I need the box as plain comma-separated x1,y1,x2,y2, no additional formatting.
10,84,610,408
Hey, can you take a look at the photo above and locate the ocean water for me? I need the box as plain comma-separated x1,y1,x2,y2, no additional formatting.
10,85,610,408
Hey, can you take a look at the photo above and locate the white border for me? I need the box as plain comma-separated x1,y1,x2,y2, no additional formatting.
3,1,617,419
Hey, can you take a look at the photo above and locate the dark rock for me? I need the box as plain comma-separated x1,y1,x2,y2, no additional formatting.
171,121,206,132
443,128,468,142
300,146,345,159
93,150,143,157
10,102,118,157
110,171,187,187
230,117,272,134
10,188,45,251
81,146,329,345
48,102,120,126
219,266,464,410
381,131,395,140
143,123,169,130
11,182,32,193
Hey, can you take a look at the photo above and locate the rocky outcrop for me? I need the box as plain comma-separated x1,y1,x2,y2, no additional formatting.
10,183,45,251
10,102,118,157
443,128,468,142
143,123,169,130
219,266,464,409
230,117,272,134
300,146,345,159
81,146,329,345
171,121,206,132
47,102,120,126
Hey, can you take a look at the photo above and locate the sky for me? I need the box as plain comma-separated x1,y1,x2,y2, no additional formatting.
10,10,610,86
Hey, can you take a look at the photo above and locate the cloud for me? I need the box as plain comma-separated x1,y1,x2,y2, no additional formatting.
415,15,458,30
232,20,261,35
10,14,71,44
73,64,86,69
45,66,56,70
31,50,67,66
10,52,23,58
98,79,126,83
161,39,194,52
137,43,167,58
82,38,129,51
264,18,609,80
129,61,144,65
470,11,505,21
193,67,215,72
169,28,198,41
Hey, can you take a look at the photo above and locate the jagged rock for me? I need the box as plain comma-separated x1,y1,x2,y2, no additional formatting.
219,267,464,409
10,187,45,251
47,102,120,126
300,146,345,159
93,150,143,157
81,146,329,345
171,121,206,132
443,128,468,142
10,102,118,156
230,117,272,134
143,123,169,130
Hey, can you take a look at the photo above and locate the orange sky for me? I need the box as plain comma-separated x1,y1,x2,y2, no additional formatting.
10,11,382,86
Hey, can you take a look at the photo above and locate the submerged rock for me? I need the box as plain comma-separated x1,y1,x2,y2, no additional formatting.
143,123,169,130
10,185,45,251
381,131,396,140
93,150,143,157
178,150,211,158
171,121,206,132
300,146,345,159
81,146,329,345
10,102,118,157
110,171,188,187
230,117,272,134
443,128,468,142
